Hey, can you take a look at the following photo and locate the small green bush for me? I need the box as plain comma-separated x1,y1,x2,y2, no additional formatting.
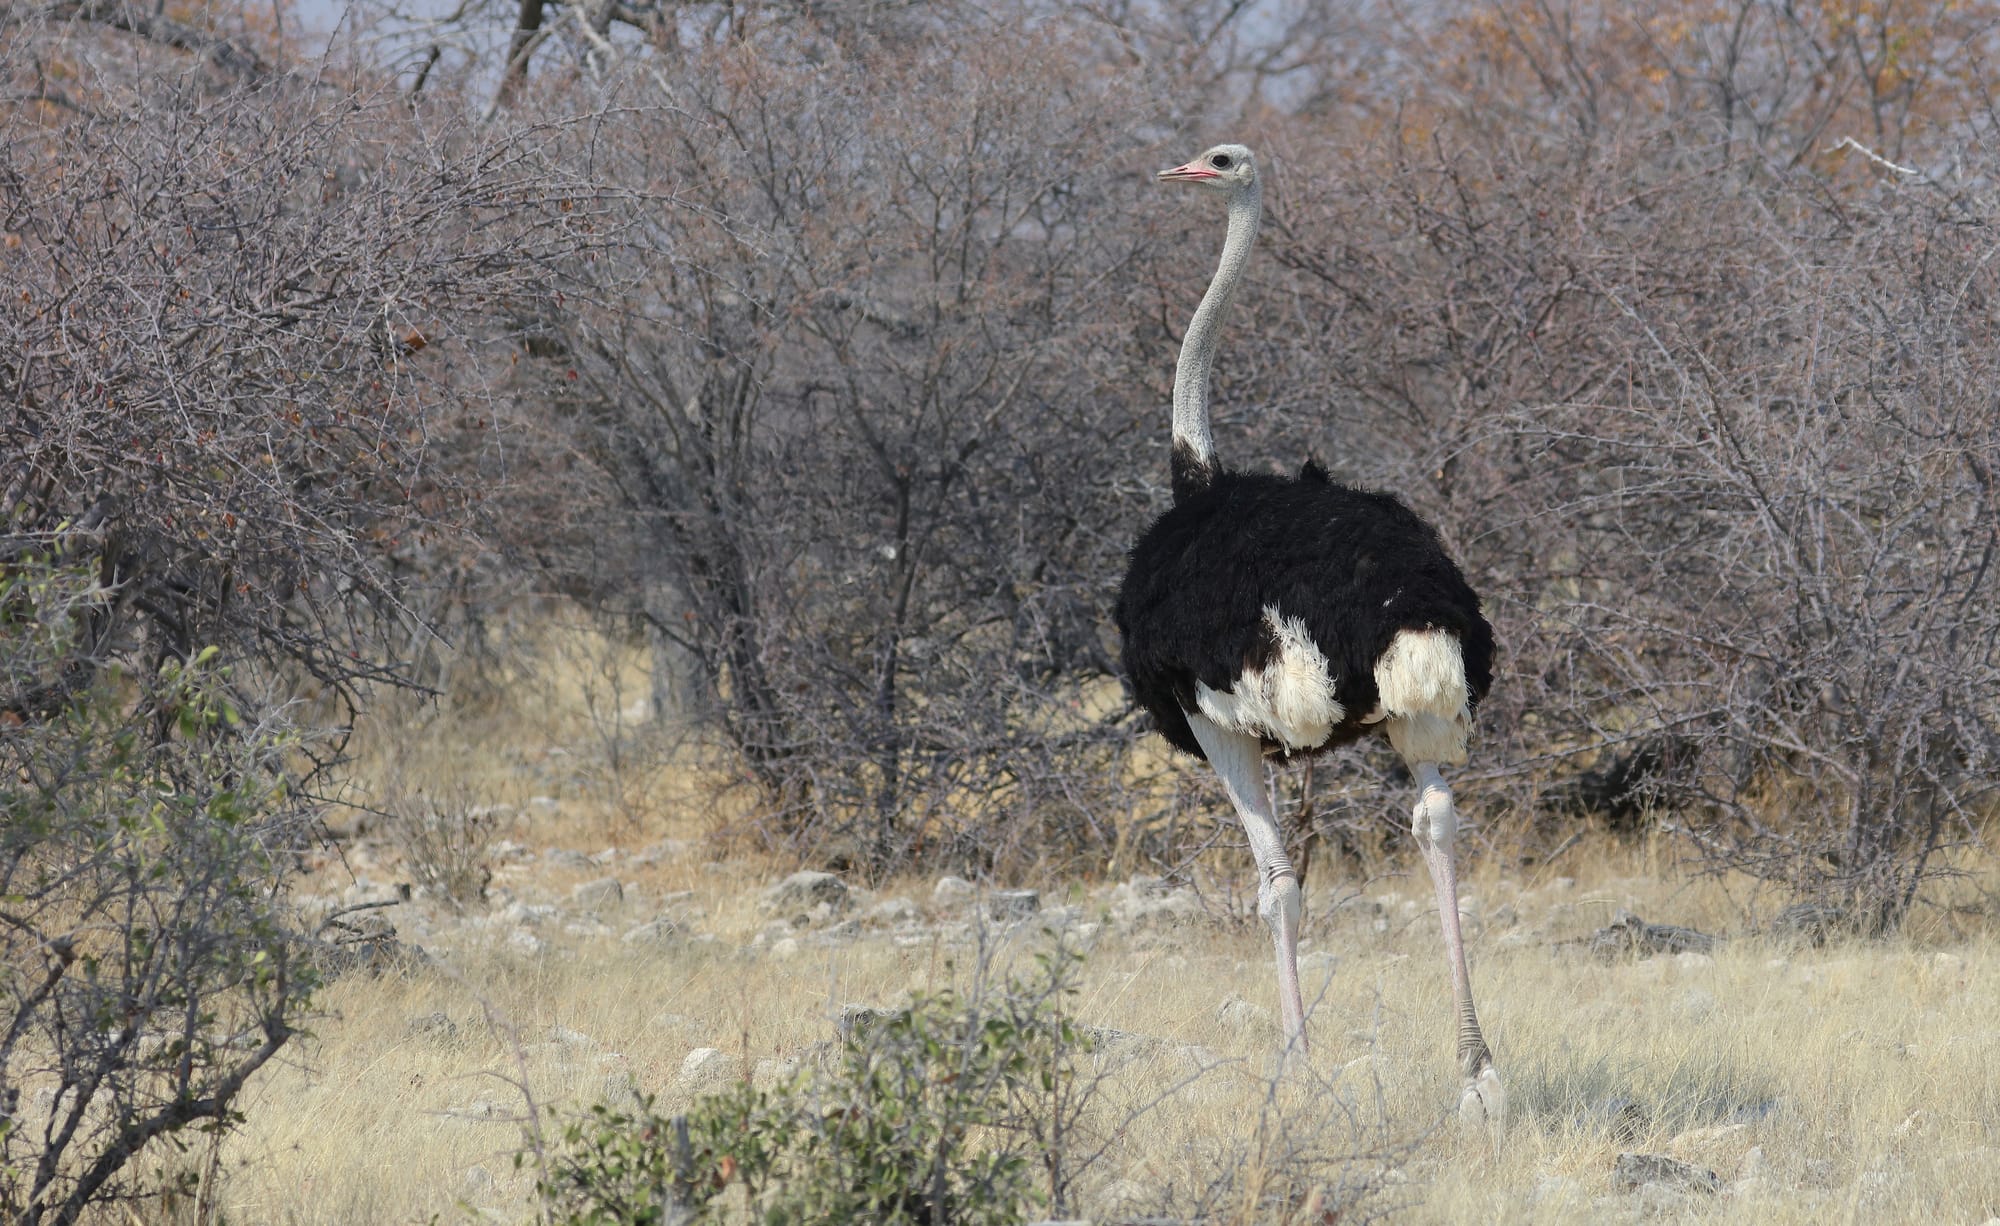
534,948,1087,1226
0,555,320,1222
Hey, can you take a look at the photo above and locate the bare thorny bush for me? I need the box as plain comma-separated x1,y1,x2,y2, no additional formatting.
0,6,621,1212
1245,1,2000,931
461,0,1999,927
489,13,1206,879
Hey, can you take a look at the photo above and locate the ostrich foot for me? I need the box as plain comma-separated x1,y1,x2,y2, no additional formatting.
1457,1064,1506,1137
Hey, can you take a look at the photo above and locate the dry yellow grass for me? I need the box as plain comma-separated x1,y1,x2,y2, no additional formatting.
207,626,2000,1224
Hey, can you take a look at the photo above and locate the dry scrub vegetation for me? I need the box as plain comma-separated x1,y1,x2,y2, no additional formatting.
232,638,2000,1224
5,0,2000,1219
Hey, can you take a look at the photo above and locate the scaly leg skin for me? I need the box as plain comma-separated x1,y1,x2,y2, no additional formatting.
1188,713,1309,1053
1412,762,1505,1135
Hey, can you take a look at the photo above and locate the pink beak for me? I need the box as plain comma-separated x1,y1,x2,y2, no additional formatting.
1157,159,1220,183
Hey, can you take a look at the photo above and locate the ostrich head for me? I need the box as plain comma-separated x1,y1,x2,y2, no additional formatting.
1157,144,1256,193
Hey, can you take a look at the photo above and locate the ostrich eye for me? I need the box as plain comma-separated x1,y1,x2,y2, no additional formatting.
1211,154,1233,169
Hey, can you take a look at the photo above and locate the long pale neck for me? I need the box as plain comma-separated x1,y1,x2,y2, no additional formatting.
1170,180,1261,502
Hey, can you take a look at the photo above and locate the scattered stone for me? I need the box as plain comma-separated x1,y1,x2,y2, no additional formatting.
571,877,624,912
1107,877,1201,929
507,929,546,956
838,1003,910,1045
405,1011,460,1045
1083,1027,1166,1064
1769,902,1847,945
1581,911,1718,961
932,875,978,907
462,1166,494,1194
527,796,560,814
648,1012,696,1034
761,871,851,918
867,896,919,925
547,1025,597,1050
677,1048,744,1095
498,902,550,927
768,936,802,960
1037,904,1084,933
621,918,682,946
753,1056,801,1091
589,847,621,865
1612,1152,1719,1195
988,889,1041,920
1673,950,1715,970
313,911,428,981
543,848,592,870
1214,995,1272,1033
1931,952,1966,977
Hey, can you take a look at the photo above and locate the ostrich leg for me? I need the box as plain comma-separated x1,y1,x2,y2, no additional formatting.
1188,713,1308,1050
1411,762,1505,1130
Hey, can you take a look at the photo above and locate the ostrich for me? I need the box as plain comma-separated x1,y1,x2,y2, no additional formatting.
1114,144,1505,1127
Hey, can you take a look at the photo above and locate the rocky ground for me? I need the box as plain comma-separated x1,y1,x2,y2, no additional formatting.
223,803,2000,1226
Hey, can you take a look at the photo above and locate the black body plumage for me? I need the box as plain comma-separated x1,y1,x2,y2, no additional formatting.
1116,461,1494,759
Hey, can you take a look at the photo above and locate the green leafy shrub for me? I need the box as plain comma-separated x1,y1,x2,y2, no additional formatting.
0,555,319,1222
535,949,1088,1226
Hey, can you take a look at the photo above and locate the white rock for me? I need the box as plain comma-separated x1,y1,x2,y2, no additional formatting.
1214,996,1273,1032
507,929,545,956
678,1048,744,1095
868,896,919,924
989,889,1042,919
761,871,850,916
621,919,681,945
753,1056,801,1091
932,875,978,906
572,877,625,911
769,936,802,960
